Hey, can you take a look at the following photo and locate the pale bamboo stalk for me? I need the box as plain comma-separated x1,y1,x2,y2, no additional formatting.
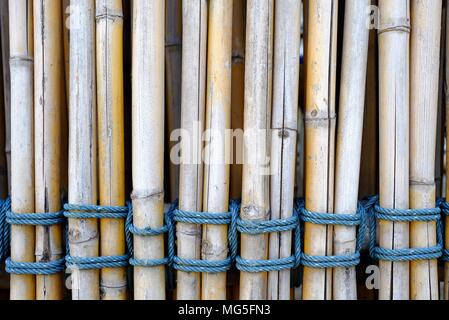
444,0,449,301
68,0,99,300
177,0,207,301
34,0,65,301
239,0,274,300
96,0,126,301
230,0,245,200
9,0,34,300
201,0,233,300
60,0,69,199
268,0,301,301
166,0,182,202
0,0,10,194
132,0,165,300
409,0,442,301
62,0,70,102
333,0,370,301
378,0,410,300
303,0,338,300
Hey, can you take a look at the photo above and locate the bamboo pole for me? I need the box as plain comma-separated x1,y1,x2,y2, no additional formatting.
9,0,34,300
68,0,99,300
166,0,182,202
239,0,273,300
177,0,207,301
268,0,301,301
132,0,165,300
33,0,65,301
409,0,442,301
96,0,126,300
0,42,6,199
333,0,370,301
60,0,69,199
0,0,10,194
201,0,233,300
303,0,338,300
62,0,70,102
378,0,410,300
230,0,245,200
443,1,449,300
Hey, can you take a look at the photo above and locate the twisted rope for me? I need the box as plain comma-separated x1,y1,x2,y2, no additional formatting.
368,197,443,262
5,200,66,275
0,199,10,262
439,201,449,262
298,200,368,269
64,203,130,270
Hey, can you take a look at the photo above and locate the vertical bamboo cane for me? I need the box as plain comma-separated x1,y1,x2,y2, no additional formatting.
0,0,10,194
378,0,410,300
409,0,442,301
0,44,6,199
62,0,70,102
444,0,449,301
177,0,207,301
303,0,338,300
166,0,182,203
96,0,126,300
34,0,65,301
201,0,233,300
268,0,301,301
9,0,34,300
239,0,274,300
60,0,69,199
333,0,370,301
68,0,99,300
230,0,245,200
132,0,165,300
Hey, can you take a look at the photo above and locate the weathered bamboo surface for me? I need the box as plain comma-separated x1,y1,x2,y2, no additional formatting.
239,0,273,300
378,0,410,300
34,0,65,300
9,0,35,300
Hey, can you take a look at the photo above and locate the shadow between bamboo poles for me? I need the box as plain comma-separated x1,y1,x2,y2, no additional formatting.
177,0,207,301
303,0,338,300
132,0,166,300
9,0,35,300
230,0,245,202
0,0,10,195
0,30,7,199
68,0,99,300
268,0,301,301
239,0,273,301
34,0,65,300
332,0,370,300
445,0,449,301
378,0,410,300
96,0,127,300
165,0,182,203
409,0,442,300
201,0,233,301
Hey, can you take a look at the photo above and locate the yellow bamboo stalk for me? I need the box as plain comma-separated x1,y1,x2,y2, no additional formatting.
165,0,182,203
409,0,441,301
132,0,166,300
333,0,370,300
96,0,126,301
9,0,35,301
239,0,274,300
0,0,10,194
33,0,65,301
201,0,233,300
268,0,301,301
177,0,207,301
303,0,338,300
68,0,99,300
378,0,410,300
230,0,245,200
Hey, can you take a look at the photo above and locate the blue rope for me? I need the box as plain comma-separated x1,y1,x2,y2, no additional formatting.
298,200,368,269
0,199,10,262
235,202,301,273
439,201,449,262
64,203,130,270
167,201,240,273
368,196,444,262
127,202,174,267
5,200,66,275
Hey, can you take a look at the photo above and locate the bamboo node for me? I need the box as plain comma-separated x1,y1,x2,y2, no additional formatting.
241,205,270,221
378,18,411,35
